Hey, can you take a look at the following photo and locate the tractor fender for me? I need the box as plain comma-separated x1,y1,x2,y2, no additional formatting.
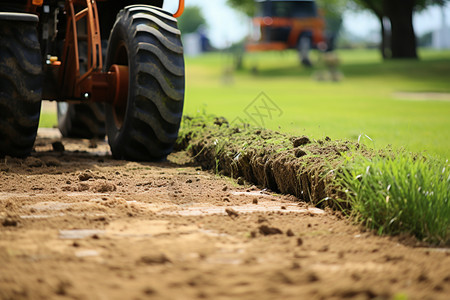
0,12,38,22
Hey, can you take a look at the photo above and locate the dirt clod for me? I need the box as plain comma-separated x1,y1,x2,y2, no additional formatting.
286,229,295,237
307,272,320,282
295,149,307,158
434,284,443,291
225,208,239,218
257,216,268,223
293,136,311,147
291,262,301,270
2,218,18,227
77,183,90,192
78,171,94,181
259,225,283,236
139,254,171,265
55,280,72,295
351,273,362,281
319,245,329,252
42,156,61,167
52,141,65,152
88,139,98,149
213,117,228,127
143,287,156,295
25,157,43,167
93,182,116,193
418,273,429,282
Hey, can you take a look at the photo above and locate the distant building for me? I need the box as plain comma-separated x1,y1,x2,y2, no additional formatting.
432,27,450,49
183,33,202,56
182,26,211,57
432,7,450,49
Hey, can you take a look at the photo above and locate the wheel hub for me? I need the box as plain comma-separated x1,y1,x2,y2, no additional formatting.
108,64,129,128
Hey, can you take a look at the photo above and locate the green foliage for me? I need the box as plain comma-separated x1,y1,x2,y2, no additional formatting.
177,6,206,34
226,0,256,16
415,0,448,10
227,0,348,19
317,0,347,33
317,0,348,17
349,0,449,58
352,0,448,14
339,154,450,245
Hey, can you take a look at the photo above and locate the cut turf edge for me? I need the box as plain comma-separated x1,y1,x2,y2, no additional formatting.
174,114,450,246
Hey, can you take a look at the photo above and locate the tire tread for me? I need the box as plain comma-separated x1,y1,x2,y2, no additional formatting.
0,20,42,157
105,5,185,161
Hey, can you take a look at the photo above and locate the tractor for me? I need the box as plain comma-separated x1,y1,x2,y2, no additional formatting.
0,0,185,161
246,0,326,66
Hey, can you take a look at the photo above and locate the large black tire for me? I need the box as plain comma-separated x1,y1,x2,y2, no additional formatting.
0,18,42,158
57,102,106,139
104,5,185,161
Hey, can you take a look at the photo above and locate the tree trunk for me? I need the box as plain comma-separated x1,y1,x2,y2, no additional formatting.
377,15,387,59
384,0,418,59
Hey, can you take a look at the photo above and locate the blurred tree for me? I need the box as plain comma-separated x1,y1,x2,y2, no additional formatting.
317,0,347,51
177,6,206,34
227,0,347,20
226,0,256,17
350,1,388,58
353,0,448,59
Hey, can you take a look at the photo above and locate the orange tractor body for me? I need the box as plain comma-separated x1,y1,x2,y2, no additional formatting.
0,0,186,161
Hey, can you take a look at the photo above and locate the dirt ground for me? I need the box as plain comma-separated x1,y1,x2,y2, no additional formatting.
0,129,449,300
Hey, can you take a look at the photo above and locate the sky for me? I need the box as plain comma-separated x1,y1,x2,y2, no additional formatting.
163,0,450,48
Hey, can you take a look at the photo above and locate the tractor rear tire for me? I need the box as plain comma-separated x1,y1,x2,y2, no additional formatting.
104,5,185,161
57,102,106,139
0,19,42,158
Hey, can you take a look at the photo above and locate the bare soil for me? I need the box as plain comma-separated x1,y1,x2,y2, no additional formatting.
1,130,449,300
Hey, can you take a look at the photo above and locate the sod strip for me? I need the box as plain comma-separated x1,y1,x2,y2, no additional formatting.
175,115,449,246
175,115,371,209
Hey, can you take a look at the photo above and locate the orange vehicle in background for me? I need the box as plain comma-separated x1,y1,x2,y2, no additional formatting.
246,0,326,66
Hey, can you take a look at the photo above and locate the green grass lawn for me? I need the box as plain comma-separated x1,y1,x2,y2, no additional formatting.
183,49,450,159
39,112,57,128
39,48,450,158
